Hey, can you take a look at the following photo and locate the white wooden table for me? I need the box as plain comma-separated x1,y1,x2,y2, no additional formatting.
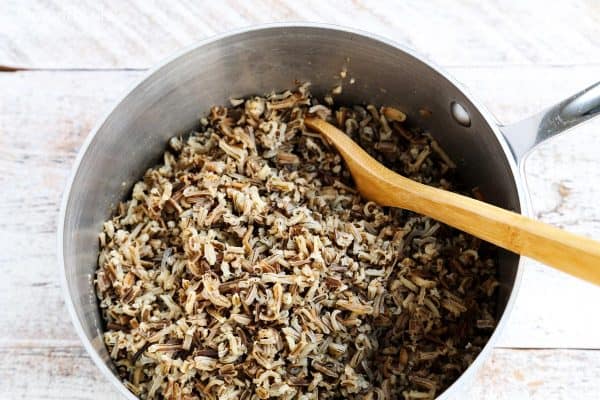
1,1,599,398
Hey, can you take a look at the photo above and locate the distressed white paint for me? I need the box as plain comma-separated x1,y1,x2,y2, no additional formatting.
1,1,600,398
0,0,599,69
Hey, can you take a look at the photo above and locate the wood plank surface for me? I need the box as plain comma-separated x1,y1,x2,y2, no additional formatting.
0,70,140,344
2,1,600,397
1,67,600,350
468,349,600,399
1,0,599,69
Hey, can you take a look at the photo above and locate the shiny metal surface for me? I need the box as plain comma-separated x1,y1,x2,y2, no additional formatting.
58,24,597,399
502,81,600,161
450,101,472,127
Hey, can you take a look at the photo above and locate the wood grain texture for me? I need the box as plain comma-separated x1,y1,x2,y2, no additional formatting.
4,67,600,349
1,0,599,69
0,70,141,344
1,2,600,395
305,117,600,286
447,65,600,349
468,349,600,399
0,345,598,400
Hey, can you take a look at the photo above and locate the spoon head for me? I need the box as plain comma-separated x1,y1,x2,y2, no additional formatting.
304,116,403,207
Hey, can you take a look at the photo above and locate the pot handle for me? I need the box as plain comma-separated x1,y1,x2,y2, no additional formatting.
500,81,600,163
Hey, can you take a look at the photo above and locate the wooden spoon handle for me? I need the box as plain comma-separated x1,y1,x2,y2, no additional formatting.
393,178,600,285
304,116,600,285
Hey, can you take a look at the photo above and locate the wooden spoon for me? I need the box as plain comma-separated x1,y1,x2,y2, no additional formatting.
304,117,600,286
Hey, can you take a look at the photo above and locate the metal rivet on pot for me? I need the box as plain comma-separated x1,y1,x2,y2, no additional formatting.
451,102,471,127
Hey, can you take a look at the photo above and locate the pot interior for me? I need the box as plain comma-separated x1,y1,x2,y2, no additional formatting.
61,25,521,394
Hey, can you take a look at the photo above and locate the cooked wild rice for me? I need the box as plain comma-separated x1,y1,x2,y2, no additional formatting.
96,84,498,400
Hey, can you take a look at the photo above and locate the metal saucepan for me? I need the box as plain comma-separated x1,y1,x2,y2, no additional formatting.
59,24,600,399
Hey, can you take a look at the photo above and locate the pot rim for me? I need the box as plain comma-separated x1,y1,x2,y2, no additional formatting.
58,22,528,400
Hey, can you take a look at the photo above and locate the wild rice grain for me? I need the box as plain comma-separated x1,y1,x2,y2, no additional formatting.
96,85,498,400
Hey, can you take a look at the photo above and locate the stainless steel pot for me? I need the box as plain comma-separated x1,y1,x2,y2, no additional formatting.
59,23,600,399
